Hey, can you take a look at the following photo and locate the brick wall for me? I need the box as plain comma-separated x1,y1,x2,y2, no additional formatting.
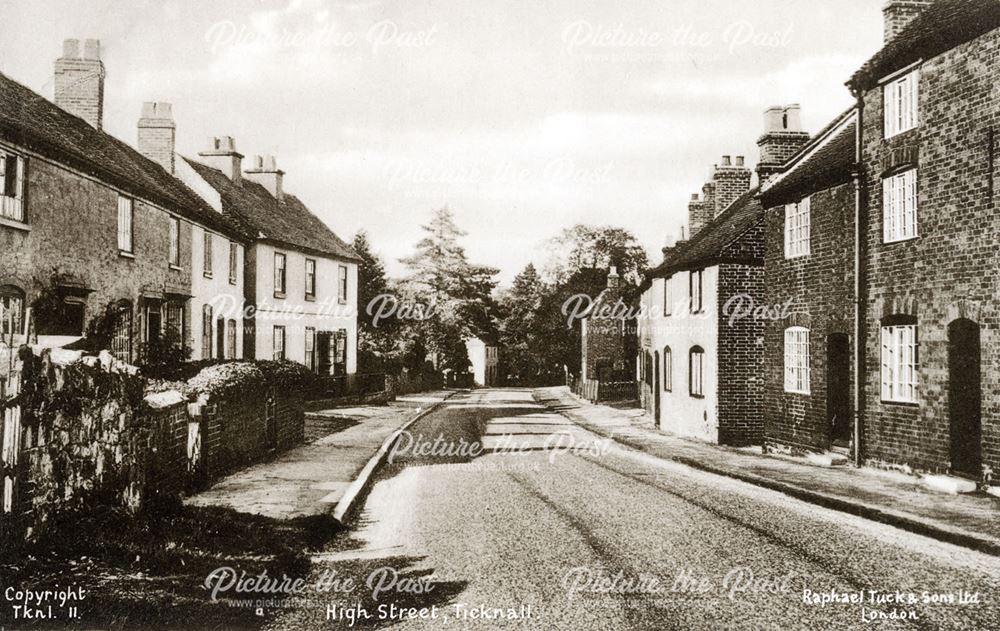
859,29,1000,478
763,183,856,453
715,218,766,446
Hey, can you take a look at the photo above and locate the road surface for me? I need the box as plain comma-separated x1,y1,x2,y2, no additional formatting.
271,389,1000,630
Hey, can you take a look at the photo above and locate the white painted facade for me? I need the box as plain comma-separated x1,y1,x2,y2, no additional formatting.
466,337,499,386
637,266,720,442
189,224,245,360
251,242,358,374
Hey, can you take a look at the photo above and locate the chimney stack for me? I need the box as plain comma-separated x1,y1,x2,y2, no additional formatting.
756,104,810,185
54,38,105,129
688,192,711,239
198,136,243,182
244,155,284,201
606,266,620,290
711,154,751,217
137,102,176,174
883,0,932,43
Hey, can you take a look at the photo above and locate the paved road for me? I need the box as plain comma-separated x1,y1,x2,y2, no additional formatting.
272,389,1000,630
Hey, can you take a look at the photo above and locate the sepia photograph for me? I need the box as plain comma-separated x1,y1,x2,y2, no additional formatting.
1,0,999,628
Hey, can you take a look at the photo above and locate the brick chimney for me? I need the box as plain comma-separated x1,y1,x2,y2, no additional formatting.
54,38,105,129
756,104,810,185
606,266,620,290
711,154,751,216
244,155,284,202
687,193,711,239
137,102,176,174
198,136,243,183
883,0,932,43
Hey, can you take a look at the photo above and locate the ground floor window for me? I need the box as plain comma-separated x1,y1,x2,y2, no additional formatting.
784,326,811,394
881,321,918,403
662,346,672,392
305,327,316,371
0,285,25,338
110,300,133,364
689,346,704,397
201,305,213,359
273,325,286,361
226,319,237,359
333,329,348,376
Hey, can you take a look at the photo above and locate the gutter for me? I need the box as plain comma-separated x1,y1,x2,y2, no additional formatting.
851,89,866,468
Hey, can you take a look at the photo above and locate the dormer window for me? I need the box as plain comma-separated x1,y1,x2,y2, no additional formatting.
883,69,918,138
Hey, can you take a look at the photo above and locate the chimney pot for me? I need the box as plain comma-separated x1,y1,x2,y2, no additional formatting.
62,39,80,58
783,104,802,132
690,193,699,201
736,156,745,166
198,135,244,182
82,39,101,61
722,155,732,166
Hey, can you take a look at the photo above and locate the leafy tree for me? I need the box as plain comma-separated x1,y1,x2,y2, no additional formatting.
498,263,545,383
400,207,499,373
352,230,399,371
543,224,648,286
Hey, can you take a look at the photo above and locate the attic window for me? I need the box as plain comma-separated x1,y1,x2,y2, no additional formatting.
884,69,919,138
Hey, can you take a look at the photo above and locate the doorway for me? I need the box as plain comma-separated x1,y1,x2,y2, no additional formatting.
948,319,982,479
653,350,661,425
826,333,851,447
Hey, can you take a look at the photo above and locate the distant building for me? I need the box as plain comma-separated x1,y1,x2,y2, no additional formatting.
466,337,500,386
580,267,629,383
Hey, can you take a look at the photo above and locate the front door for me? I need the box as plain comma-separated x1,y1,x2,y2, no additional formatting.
948,319,982,479
826,333,851,447
653,350,661,424
317,332,333,375
216,317,225,360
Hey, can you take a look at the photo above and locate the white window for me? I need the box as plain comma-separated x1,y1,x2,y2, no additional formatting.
881,323,918,403
783,326,811,394
883,169,918,243
689,270,703,313
305,326,316,371
117,195,134,253
784,197,811,258
273,325,286,361
169,217,180,267
274,252,287,296
0,285,25,337
305,259,317,298
883,69,919,138
662,277,672,316
0,151,25,222
689,346,704,397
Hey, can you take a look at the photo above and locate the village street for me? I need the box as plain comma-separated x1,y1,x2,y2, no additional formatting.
270,389,1000,631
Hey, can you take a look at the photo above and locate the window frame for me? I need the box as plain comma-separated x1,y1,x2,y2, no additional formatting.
883,168,918,243
202,230,213,278
272,325,286,361
662,346,672,392
305,258,317,299
662,276,672,316
784,196,811,259
783,326,811,395
228,242,238,285
0,285,25,338
689,346,704,398
305,326,316,372
689,269,703,314
881,321,919,404
168,216,181,268
117,195,134,254
201,304,213,359
0,151,26,223
226,318,237,359
883,68,919,139
273,252,287,298
337,265,348,305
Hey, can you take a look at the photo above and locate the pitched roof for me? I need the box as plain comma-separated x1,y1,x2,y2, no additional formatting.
645,187,763,285
183,157,360,261
760,109,857,208
0,71,245,240
848,0,1000,90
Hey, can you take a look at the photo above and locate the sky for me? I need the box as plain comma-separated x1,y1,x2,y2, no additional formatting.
0,0,883,285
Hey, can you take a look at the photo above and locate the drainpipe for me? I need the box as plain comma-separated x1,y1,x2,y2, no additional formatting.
851,90,866,467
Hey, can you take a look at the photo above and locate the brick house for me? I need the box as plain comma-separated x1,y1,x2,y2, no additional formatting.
636,154,765,446
846,0,1000,482
760,108,858,457
0,39,246,365
178,145,362,376
581,267,629,383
